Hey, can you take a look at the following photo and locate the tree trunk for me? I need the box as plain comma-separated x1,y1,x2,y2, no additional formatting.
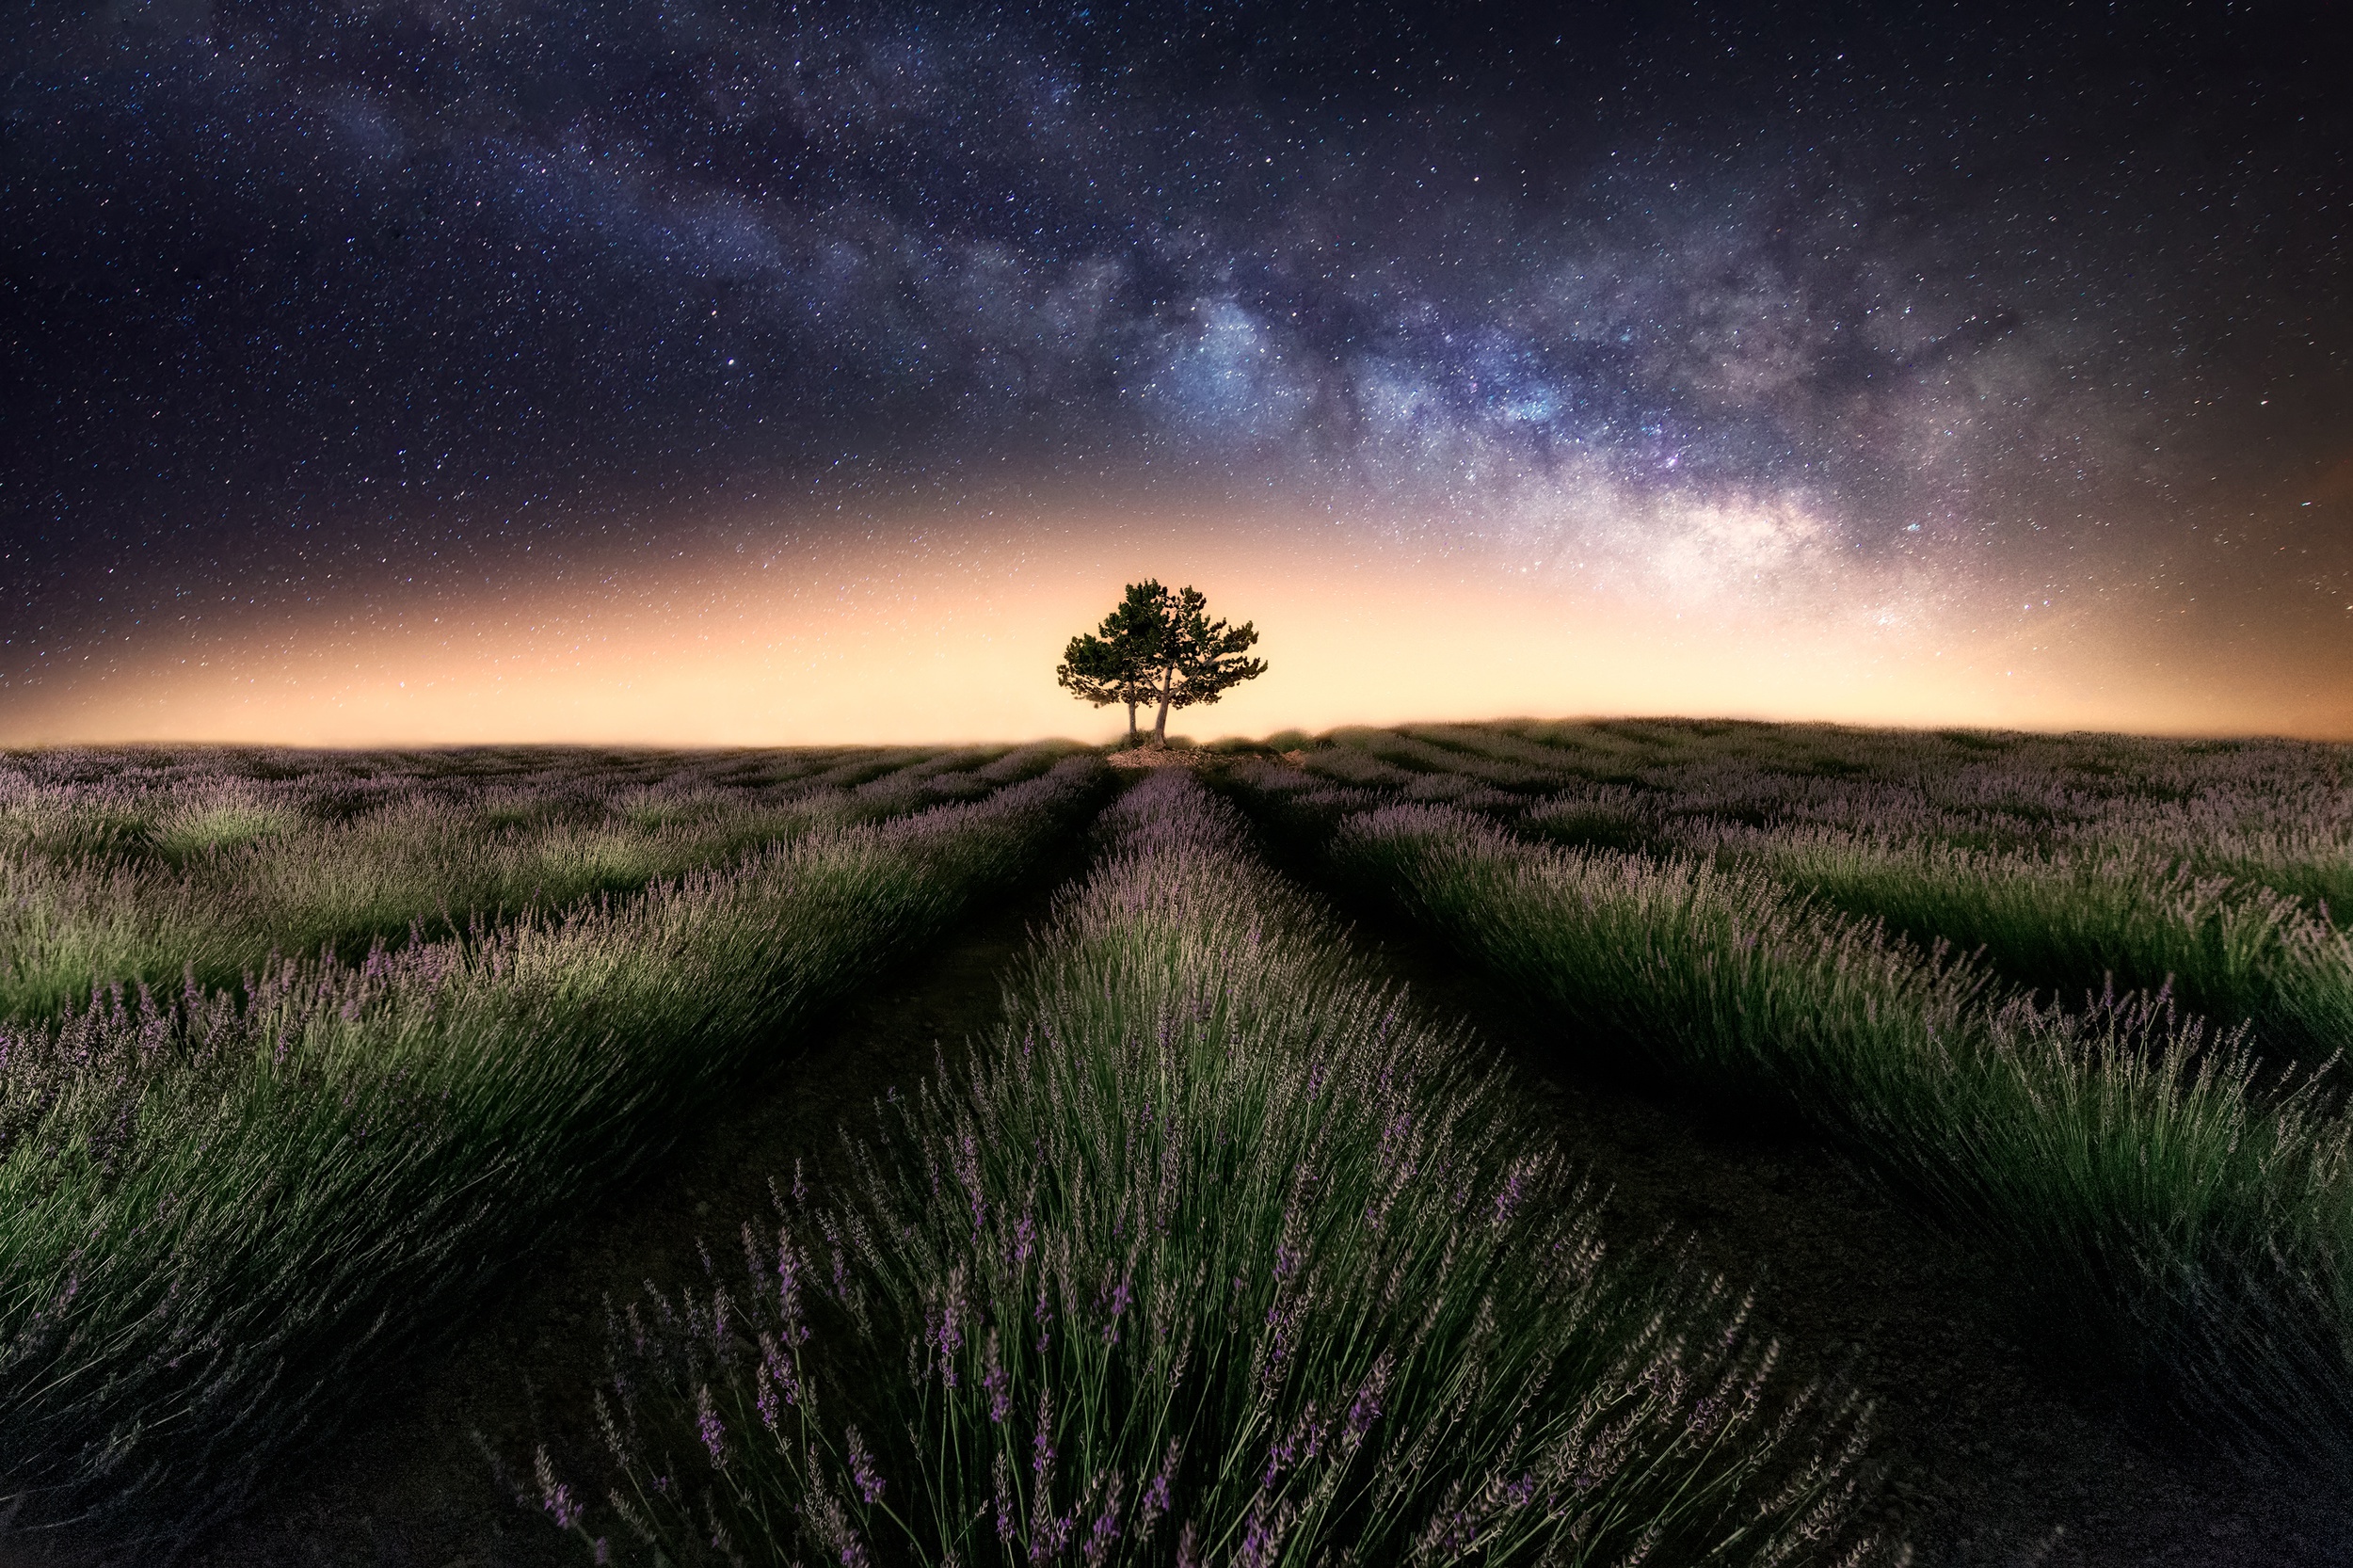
1124,698,1140,744
1151,666,1175,744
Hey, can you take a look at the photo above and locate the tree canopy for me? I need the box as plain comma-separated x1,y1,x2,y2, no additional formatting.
1056,580,1267,744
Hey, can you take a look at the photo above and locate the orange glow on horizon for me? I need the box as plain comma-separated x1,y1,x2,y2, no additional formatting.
3,510,2346,747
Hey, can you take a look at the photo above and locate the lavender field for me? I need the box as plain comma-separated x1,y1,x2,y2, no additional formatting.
4,725,2351,1566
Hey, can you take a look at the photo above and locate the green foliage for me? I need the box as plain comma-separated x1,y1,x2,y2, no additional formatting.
1058,582,1267,744
1057,583,1171,742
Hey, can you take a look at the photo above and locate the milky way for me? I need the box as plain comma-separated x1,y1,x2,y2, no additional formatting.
2,2,2347,739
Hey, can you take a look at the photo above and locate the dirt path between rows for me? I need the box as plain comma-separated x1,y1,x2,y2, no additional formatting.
1248,817,2353,1567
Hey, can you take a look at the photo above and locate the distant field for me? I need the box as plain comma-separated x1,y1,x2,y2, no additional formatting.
3,724,2349,1565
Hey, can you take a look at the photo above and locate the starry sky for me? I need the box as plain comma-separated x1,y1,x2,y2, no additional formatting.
2,0,2347,744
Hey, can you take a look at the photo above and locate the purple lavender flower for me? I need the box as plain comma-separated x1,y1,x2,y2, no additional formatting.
534,1447,584,1530
983,1330,1012,1423
756,1362,781,1432
776,1237,811,1346
1032,1389,1058,1480
695,1384,727,1469
1080,1472,1124,1568
1423,1508,1479,1558
829,1238,852,1299
1259,1291,1308,1398
956,1129,988,1233
1101,1273,1132,1345
995,1450,1019,1544
1494,1165,1527,1226
1344,1353,1394,1446
846,1425,886,1505
1237,1502,1278,1568
1137,1440,1177,1539
1260,1431,1298,1488
1028,1511,1075,1564
928,1262,969,1385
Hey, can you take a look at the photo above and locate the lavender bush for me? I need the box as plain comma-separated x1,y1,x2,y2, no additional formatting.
536,772,1889,1568
0,755,1105,1549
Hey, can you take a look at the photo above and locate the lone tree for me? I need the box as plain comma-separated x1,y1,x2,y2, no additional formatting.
1057,580,1267,745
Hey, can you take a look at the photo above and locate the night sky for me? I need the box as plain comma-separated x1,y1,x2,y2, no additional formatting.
3,1,2347,744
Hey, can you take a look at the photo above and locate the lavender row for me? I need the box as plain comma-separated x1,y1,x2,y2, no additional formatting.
0,755,1106,1551
534,769,1890,1567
